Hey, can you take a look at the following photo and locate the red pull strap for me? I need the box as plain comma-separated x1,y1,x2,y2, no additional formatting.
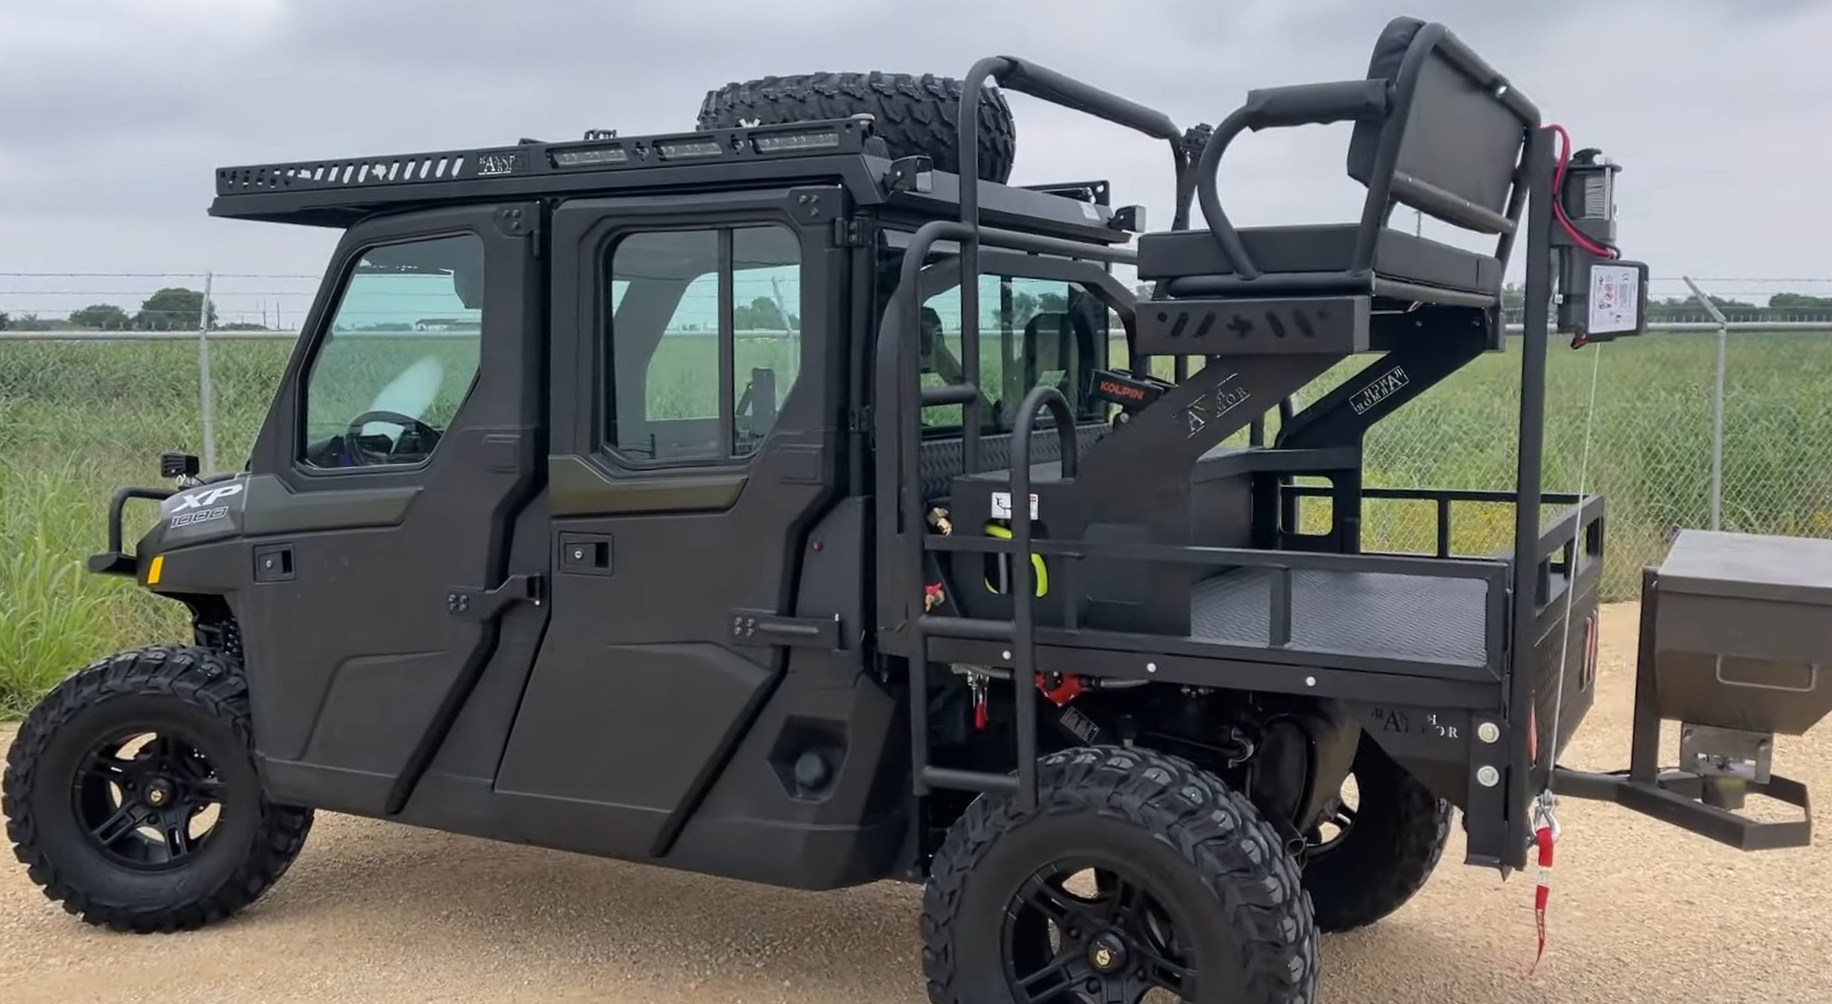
1529,794,1560,973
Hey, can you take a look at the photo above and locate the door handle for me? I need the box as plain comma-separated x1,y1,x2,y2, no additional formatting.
447,573,545,620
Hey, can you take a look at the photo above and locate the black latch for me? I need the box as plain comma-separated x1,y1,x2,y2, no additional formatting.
448,573,545,620
253,543,295,583
832,216,870,247
729,609,843,650
884,155,933,194
1108,204,1147,233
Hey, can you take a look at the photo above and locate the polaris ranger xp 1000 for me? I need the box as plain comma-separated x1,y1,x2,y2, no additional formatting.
10,16,1832,1004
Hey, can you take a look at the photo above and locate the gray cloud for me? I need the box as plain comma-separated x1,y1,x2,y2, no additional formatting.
2,0,1828,323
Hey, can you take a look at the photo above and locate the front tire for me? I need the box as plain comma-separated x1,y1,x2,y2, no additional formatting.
922,746,1319,1004
1300,734,1451,934
3,645,313,933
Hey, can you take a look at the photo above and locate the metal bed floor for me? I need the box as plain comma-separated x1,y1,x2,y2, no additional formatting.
1189,567,1492,667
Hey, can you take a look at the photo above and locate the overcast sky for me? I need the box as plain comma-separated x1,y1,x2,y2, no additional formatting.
2,0,1828,324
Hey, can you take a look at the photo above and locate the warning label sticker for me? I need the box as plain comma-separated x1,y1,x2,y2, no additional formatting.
1587,263,1641,334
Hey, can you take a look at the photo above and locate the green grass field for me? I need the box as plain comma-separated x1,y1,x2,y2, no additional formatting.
4,329,1830,715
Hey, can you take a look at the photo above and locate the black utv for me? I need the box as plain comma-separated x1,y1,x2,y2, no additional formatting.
10,16,1830,1004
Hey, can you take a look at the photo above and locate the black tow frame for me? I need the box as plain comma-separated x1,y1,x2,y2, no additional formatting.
1551,567,1814,851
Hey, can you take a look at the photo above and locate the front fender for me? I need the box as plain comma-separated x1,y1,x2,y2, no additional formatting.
88,475,251,583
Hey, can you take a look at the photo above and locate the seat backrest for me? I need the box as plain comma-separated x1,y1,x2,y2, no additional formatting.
1346,17,1538,248
1021,308,1098,405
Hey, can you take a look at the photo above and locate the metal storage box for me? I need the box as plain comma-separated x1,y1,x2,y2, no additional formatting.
1652,529,1832,738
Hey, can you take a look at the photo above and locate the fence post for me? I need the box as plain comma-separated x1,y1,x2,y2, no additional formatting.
1682,275,1728,531
197,271,217,473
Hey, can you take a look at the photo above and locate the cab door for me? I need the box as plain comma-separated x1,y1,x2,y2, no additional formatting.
492,187,849,860
233,203,548,816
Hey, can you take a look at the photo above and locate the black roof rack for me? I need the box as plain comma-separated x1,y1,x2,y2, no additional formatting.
207,115,1131,244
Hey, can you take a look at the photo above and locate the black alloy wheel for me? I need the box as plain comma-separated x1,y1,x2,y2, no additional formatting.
1002,860,1194,1003
72,728,226,871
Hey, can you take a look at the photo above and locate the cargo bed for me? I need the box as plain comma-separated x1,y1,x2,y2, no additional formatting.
1188,566,1490,668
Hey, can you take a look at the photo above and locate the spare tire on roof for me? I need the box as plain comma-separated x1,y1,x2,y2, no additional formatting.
696,71,1017,184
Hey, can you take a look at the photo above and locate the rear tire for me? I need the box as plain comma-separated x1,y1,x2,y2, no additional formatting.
696,71,1018,183
921,745,1319,1004
1300,734,1451,933
3,645,313,933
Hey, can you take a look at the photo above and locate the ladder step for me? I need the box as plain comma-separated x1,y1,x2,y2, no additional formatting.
920,614,1015,643
921,382,981,406
922,766,1019,795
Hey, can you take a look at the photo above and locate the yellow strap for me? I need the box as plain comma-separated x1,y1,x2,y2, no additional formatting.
982,522,1048,596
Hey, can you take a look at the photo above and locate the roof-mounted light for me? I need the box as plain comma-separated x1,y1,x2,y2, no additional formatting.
549,145,629,168
654,138,723,160
751,129,844,155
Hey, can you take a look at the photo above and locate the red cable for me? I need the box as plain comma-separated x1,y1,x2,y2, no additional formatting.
1547,124,1618,260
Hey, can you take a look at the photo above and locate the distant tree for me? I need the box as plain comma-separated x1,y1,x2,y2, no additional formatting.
1011,291,1040,327
217,321,270,331
752,296,790,330
0,311,9,331
134,287,217,331
8,312,61,331
1769,293,1832,309
69,303,133,330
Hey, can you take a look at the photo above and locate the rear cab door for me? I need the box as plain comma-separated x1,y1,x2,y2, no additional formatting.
488,186,855,861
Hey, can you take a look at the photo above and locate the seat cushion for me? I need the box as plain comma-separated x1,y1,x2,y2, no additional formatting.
1137,225,1502,297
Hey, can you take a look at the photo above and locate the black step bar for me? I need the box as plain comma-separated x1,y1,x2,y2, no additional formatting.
906,385,1077,811
884,58,1185,813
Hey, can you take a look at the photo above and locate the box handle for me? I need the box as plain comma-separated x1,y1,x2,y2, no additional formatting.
1715,655,1819,694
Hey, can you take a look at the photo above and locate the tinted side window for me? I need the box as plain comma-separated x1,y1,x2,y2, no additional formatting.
299,233,484,469
916,273,1108,433
605,225,802,464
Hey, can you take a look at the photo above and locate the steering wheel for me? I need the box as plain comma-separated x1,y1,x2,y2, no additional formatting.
342,409,442,466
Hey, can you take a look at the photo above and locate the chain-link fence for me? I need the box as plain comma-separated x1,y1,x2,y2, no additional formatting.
4,273,1831,623
1323,321,1832,599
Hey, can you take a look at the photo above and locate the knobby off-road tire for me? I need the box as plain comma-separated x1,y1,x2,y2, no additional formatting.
696,71,1018,183
3,645,313,933
922,745,1319,1004
1300,734,1451,934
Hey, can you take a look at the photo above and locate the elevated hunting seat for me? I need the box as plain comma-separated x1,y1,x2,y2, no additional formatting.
937,17,1545,643
1136,15,1539,357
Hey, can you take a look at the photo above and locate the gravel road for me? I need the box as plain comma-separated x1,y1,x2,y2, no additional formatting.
4,601,1828,1003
